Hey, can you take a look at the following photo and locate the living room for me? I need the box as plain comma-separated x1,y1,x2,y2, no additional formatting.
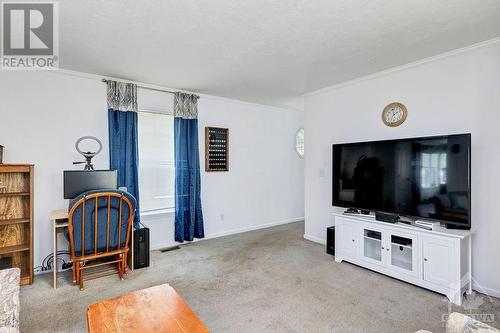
0,1,499,332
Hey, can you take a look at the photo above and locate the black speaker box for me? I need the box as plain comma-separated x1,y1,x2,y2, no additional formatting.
326,226,335,255
375,212,399,224
133,223,150,269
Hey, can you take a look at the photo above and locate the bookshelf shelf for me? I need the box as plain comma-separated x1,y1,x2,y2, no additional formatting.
0,218,30,226
0,192,30,197
0,244,30,255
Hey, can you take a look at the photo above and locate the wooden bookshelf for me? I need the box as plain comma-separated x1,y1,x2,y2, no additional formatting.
0,164,34,285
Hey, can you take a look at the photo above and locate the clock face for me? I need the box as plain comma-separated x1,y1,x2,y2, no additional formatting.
382,103,407,127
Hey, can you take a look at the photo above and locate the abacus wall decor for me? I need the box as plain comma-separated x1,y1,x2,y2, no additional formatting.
205,127,229,172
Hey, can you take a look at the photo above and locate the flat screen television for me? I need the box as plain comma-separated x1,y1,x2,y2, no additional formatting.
63,170,118,199
332,134,471,228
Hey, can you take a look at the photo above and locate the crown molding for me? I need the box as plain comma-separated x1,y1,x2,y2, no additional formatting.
200,93,303,113
304,37,500,98
49,68,302,113
49,68,187,94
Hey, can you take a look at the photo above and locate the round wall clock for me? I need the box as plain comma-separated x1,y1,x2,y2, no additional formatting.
382,102,407,127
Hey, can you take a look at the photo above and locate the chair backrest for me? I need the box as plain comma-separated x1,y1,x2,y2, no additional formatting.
68,190,136,259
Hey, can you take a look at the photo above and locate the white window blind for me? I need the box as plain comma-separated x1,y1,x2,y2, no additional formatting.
138,111,175,213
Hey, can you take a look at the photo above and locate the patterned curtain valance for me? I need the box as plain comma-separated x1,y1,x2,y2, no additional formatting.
106,80,138,112
174,92,200,119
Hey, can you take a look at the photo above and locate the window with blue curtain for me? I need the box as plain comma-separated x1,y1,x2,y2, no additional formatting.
106,80,141,225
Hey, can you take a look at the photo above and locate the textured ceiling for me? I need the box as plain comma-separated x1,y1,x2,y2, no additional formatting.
59,0,500,110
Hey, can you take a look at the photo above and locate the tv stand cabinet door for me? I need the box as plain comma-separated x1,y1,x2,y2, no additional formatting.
359,226,384,266
386,230,419,278
335,220,359,260
422,237,454,287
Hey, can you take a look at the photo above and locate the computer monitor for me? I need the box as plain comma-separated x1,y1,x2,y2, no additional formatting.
63,170,118,199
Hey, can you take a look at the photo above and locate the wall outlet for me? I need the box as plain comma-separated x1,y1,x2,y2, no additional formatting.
220,214,225,221
318,169,326,178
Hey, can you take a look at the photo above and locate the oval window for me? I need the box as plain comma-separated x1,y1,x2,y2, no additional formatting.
295,128,304,158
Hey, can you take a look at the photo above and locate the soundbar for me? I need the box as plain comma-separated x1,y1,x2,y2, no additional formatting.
375,212,399,224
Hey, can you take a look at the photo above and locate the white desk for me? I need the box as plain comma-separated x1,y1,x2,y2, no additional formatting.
50,209,134,289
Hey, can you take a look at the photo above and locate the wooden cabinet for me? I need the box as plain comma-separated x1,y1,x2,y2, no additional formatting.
334,213,471,305
0,164,34,285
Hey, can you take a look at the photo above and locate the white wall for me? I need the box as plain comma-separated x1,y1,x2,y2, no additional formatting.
0,70,304,270
199,97,304,237
145,95,305,250
304,40,500,296
0,71,110,270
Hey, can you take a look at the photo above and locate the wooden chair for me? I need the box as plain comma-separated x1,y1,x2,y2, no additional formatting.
67,190,136,290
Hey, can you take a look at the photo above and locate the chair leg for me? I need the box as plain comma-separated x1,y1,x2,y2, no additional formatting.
118,254,124,280
123,255,127,278
79,262,84,291
74,260,80,285
123,253,127,274
72,260,76,284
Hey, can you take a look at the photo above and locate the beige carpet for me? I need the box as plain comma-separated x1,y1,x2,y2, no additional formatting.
20,222,500,332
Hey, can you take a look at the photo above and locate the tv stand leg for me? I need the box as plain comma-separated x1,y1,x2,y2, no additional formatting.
447,291,463,306
467,235,473,295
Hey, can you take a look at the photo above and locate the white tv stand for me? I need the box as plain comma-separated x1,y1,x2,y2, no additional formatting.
333,213,472,305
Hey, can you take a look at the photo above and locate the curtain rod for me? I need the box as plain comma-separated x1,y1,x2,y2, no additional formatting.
102,78,176,95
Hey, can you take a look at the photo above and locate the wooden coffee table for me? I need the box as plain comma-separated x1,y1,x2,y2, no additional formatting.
87,284,210,333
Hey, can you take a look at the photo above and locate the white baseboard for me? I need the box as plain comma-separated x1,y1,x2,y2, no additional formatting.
303,234,326,245
150,217,305,250
205,217,304,240
472,281,500,299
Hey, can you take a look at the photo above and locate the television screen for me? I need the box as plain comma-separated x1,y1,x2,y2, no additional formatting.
332,134,471,227
63,170,118,199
